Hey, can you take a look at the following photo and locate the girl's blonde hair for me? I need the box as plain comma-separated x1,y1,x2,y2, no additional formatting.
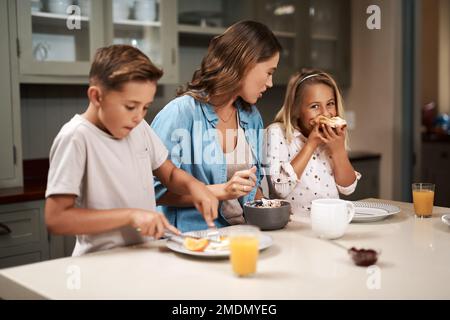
272,69,348,147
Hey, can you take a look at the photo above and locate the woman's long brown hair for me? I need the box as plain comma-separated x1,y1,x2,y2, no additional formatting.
178,20,282,111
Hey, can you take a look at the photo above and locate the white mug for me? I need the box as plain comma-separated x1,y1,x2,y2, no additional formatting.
311,199,355,239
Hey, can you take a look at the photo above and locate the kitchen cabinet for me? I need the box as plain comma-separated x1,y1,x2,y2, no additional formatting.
177,0,302,85
177,0,350,86
0,200,49,269
14,0,350,85
16,0,104,81
15,0,177,84
421,141,450,207
105,0,178,84
307,0,351,87
341,152,381,201
0,0,23,189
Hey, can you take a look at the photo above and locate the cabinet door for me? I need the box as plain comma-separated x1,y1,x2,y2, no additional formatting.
342,159,380,201
177,0,306,85
0,1,22,189
0,1,15,182
421,143,450,207
16,0,104,76
105,0,178,84
0,200,49,268
307,0,351,87
252,0,309,85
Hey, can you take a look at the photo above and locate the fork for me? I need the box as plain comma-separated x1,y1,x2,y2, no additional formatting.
205,227,221,243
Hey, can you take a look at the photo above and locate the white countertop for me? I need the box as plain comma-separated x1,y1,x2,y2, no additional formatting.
1,199,449,299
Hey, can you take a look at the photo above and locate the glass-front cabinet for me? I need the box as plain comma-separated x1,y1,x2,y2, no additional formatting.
176,0,301,85
308,0,351,87
16,0,104,78
16,0,177,84
176,0,350,86
14,0,348,86
105,0,178,83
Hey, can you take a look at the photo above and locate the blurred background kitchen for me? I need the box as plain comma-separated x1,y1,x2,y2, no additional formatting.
0,0,449,265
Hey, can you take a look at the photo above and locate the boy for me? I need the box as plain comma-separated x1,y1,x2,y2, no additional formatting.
45,45,218,256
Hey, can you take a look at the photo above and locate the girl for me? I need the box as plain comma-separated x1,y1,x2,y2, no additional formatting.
151,21,281,232
266,69,361,216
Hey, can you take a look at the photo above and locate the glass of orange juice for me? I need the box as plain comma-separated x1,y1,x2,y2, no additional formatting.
229,225,260,277
412,183,435,218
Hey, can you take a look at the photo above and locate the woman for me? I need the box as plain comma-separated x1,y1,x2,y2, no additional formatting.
151,20,281,232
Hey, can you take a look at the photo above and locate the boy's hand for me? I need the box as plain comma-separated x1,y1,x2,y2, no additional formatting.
320,124,346,154
224,166,257,200
188,181,219,228
130,210,179,238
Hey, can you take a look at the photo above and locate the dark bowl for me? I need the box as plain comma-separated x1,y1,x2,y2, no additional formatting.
243,200,291,230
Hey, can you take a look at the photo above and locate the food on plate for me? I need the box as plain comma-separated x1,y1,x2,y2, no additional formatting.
312,115,347,128
183,237,209,252
206,236,230,251
183,235,230,252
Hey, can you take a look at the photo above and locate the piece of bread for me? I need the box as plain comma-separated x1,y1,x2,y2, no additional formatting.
314,115,347,128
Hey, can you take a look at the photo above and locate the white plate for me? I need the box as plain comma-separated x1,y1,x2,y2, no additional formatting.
442,214,450,226
165,226,273,258
351,201,401,222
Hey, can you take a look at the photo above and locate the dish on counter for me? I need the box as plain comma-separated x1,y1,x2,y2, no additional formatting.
351,201,401,222
165,226,273,258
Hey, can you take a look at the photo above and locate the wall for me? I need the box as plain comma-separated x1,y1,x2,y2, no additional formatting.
439,0,450,114
421,0,439,108
346,0,402,200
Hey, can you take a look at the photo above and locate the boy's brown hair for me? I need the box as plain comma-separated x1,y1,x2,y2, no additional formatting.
89,45,163,91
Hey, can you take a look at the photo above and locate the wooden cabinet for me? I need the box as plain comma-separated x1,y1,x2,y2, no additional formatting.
421,142,450,207
0,1,23,189
0,200,49,269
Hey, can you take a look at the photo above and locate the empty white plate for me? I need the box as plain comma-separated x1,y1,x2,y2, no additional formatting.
352,201,401,223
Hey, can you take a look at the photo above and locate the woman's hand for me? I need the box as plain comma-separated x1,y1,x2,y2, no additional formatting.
223,166,257,200
320,124,346,154
188,181,219,228
130,210,179,238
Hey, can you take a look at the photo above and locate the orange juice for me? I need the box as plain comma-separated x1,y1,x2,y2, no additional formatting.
230,236,259,276
412,190,434,217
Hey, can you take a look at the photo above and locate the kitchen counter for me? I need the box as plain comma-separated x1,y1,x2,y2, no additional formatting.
347,151,381,161
0,159,48,205
1,199,449,299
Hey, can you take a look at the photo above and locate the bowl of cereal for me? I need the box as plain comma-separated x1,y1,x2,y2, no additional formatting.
243,199,291,230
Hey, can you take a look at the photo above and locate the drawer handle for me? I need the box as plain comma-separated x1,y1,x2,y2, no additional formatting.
0,223,12,236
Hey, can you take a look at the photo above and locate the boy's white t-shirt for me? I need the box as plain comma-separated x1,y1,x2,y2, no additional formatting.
46,114,168,256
